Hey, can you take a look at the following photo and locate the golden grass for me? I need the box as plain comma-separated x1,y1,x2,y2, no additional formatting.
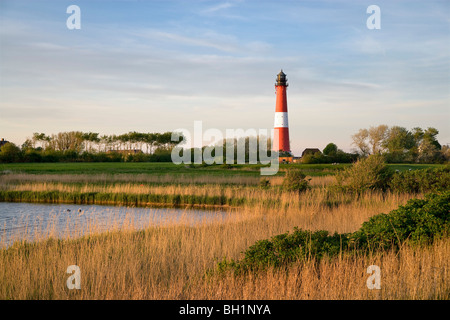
0,175,346,211
0,171,447,299
1,183,446,300
0,173,261,185
0,173,334,189
199,239,449,300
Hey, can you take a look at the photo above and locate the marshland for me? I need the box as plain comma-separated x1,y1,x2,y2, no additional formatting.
0,160,448,299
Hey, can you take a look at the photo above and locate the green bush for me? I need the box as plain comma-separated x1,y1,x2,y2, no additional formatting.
301,149,358,164
282,169,310,193
216,191,449,274
218,228,347,273
23,150,42,163
0,142,22,163
350,191,449,250
388,167,449,193
335,154,392,193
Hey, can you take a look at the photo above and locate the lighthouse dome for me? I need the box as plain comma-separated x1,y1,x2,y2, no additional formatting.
275,70,288,86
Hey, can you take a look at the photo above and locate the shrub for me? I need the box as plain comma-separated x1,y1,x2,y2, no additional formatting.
126,153,148,162
335,154,392,193
41,150,61,163
301,149,357,164
61,150,79,162
105,152,123,162
388,167,449,193
301,153,325,164
350,191,449,250
23,150,42,163
282,169,310,193
216,191,449,274
217,228,348,273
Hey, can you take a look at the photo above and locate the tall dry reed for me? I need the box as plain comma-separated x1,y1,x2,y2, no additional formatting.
1,187,442,300
0,173,261,185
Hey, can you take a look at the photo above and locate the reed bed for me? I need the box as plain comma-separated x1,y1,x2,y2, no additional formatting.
1,187,442,300
0,173,334,190
0,179,410,212
0,170,447,300
0,173,261,186
198,239,449,300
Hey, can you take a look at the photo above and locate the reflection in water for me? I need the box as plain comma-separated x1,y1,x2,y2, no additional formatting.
0,202,231,247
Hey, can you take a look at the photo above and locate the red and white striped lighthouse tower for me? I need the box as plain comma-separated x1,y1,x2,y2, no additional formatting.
273,70,291,153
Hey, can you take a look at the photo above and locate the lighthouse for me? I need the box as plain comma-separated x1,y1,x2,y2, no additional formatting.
273,70,291,154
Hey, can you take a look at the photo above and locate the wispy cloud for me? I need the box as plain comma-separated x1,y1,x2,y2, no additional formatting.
133,28,240,52
201,2,234,14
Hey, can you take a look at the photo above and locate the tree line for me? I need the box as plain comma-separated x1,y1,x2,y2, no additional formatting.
351,125,448,163
0,131,179,163
25,131,175,154
303,125,448,164
0,126,448,164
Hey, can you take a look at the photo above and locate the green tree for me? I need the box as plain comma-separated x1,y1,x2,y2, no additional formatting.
423,127,441,150
410,127,441,163
412,127,424,144
383,126,415,162
383,126,414,153
323,143,338,156
0,142,22,163
32,132,50,149
82,132,100,152
21,139,34,151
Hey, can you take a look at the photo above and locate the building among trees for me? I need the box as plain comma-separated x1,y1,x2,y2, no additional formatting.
301,148,321,157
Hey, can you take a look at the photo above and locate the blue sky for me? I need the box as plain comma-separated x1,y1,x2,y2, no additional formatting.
1,0,449,154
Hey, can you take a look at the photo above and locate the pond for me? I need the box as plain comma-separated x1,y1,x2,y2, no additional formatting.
0,202,231,247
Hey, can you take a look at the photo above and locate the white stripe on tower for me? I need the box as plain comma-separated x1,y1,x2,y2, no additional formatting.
274,112,288,128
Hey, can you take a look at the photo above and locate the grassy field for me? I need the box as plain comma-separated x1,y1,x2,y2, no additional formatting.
0,162,350,177
0,161,448,300
0,161,442,177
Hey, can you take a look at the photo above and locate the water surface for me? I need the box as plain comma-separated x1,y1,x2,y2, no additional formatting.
0,202,230,247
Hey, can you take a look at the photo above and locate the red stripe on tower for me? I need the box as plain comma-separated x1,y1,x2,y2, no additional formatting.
273,70,291,153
